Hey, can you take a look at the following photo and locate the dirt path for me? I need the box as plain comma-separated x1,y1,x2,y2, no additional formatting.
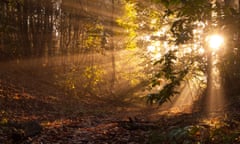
0,58,163,143
0,58,240,143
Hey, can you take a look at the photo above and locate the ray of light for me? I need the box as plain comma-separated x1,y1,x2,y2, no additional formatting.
206,54,226,117
169,76,204,114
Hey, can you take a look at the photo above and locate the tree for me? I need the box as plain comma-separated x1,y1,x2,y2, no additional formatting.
147,0,240,105
118,0,240,105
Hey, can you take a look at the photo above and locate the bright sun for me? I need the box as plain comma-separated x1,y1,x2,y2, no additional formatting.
208,34,224,50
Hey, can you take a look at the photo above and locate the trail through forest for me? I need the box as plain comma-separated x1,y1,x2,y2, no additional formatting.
0,57,163,143
0,58,239,143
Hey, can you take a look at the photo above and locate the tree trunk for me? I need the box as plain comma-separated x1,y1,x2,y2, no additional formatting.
111,0,116,93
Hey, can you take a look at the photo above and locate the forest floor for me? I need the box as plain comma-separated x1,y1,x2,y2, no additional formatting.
0,58,240,144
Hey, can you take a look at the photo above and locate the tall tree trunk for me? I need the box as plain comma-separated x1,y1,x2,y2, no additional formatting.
111,0,116,93
22,0,31,57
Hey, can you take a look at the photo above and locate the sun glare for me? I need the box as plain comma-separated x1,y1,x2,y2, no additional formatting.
147,45,155,52
207,34,224,50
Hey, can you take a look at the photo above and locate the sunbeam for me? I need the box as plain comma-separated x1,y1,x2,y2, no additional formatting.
206,54,226,117
169,74,204,114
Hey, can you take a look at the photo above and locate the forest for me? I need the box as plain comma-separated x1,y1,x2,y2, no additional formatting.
0,0,239,143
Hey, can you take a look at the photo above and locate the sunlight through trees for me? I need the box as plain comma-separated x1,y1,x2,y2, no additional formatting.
0,1,240,143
